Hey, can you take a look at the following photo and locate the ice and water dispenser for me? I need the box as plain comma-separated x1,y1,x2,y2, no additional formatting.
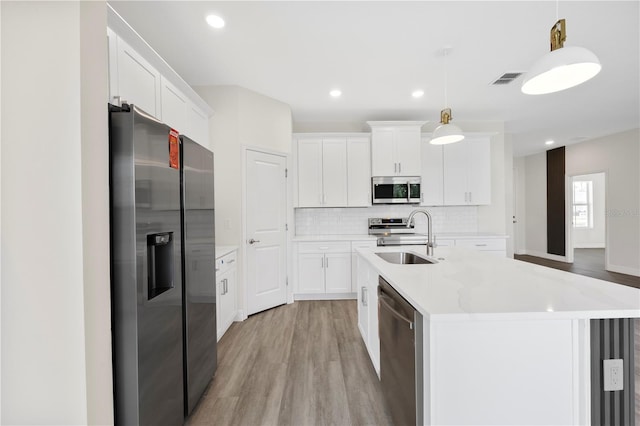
147,232,174,299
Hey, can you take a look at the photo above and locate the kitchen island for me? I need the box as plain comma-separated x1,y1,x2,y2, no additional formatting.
355,246,640,425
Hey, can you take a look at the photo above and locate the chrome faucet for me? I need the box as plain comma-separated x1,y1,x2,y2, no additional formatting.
407,209,435,257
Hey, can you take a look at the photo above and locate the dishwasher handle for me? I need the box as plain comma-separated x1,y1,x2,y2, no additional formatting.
378,293,414,330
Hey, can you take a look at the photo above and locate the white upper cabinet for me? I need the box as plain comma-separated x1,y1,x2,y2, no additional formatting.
347,136,372,207
114,36,162,117
295,134,369,208
160,76,188,132
186,103,209,146
321,138,348,206
368,121,425,176
297,137,324,207
370,129,395,175
420,137,444,206
443,136,491,205
107,10,213,147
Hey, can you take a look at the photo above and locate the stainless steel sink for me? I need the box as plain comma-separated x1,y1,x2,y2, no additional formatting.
375,251,437,265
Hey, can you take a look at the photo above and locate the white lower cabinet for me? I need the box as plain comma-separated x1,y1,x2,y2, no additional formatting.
355,252,380,376
296,242,352,296
351,240,377,292
455,237,507,257
435,235,507,257
216,249,237,341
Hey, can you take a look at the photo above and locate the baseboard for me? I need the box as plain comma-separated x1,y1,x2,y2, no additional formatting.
607,264,640,277
521,249,569,263
573,243,605,249
234,309,246,322
294,293,357,301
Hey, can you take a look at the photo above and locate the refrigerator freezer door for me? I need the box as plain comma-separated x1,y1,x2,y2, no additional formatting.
180,135,217,415
110,105,184,426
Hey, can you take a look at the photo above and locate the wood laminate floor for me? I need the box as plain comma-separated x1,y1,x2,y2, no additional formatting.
515,248,640,289
187,300,391,426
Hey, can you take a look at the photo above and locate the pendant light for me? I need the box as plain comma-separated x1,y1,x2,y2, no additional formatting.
522,9,601,95
431,47,464,145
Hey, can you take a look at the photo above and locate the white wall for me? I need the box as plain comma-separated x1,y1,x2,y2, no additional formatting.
566,129,639,275
80,2,114,424
1,2,112,424
513,156,527,254
194,85,292,317
572,173,606,248
523,152,549,258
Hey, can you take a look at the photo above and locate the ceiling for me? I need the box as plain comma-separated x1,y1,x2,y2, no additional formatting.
109,1,639,157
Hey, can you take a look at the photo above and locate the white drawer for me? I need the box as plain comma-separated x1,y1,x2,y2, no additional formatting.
298,241,351,253
435,239,455,247
351,240,377,251
216,250,237,274
455,238,506,251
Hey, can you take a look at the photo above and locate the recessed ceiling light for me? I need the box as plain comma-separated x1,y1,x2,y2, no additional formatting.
545,140,555,145
206,15,225,29
412,90,424,98
330,89,342,98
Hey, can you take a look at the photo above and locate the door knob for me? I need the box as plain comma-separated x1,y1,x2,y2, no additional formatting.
248,238,260,244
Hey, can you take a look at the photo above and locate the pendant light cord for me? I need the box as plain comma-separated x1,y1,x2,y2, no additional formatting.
443,48,448,108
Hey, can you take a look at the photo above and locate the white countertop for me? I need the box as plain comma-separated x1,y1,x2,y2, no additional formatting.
215,245,238,259
357,246,640,321
293,234,377,242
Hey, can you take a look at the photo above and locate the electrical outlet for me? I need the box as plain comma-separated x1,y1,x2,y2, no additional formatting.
603,359,624,391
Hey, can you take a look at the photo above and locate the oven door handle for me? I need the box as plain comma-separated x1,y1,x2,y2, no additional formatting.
378,293,414,330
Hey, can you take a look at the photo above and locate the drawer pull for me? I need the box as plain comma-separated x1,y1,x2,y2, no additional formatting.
475,244,488,247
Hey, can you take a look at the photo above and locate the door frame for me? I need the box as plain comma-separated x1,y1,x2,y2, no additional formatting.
565,171,609,269
240,145,292,320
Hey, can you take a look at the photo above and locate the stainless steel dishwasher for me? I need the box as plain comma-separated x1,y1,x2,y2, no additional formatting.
378,276,423,426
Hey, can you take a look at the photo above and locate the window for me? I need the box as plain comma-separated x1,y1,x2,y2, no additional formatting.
572,181,593,228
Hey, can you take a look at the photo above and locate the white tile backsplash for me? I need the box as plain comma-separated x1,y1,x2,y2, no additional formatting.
295,205,478,235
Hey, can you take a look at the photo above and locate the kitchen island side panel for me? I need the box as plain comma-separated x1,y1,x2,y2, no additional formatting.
428,318,588,425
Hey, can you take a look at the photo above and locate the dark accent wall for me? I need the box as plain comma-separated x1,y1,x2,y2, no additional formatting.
590,318,636,425
546,147,565,256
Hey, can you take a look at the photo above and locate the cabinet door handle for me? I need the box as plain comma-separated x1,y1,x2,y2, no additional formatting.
325,257,329,268
469,192,472,203
394,163,397,173
361,286,368,306
399,162,402,173
321,257,325,268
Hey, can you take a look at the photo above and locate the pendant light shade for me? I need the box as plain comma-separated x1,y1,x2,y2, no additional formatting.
430,108,464,145
522,19,601,95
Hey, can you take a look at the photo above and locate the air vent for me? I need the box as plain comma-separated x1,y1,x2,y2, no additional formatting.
491,72,523,85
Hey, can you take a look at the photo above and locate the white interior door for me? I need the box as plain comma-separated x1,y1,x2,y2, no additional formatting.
245,150,287,315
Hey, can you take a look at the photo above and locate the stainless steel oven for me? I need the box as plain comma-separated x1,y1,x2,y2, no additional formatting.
372,176,421,204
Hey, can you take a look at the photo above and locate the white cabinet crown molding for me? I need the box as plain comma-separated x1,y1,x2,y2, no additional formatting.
108,5,213,117
367,121,427,129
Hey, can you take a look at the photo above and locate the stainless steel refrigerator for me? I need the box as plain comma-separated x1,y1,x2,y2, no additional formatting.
109,104,217,425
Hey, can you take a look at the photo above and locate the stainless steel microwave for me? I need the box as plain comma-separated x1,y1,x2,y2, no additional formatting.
371,176,421,204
